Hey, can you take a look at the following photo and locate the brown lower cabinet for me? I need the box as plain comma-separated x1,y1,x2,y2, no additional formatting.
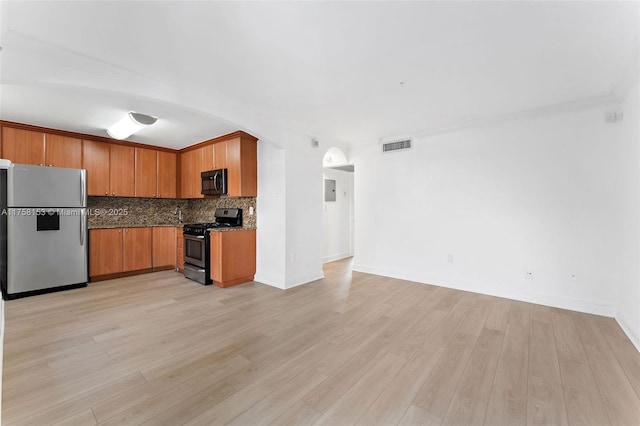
90,226,255,285
152,227,176,269
210,229,256,288
122,228,152,272
176,227,184,272
90,227,176,281
89,228,124,277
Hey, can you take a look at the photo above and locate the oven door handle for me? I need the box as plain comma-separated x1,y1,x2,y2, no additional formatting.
184,235,205,240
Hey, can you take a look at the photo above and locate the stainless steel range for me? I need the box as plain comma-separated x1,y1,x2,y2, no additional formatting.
183,208,242,285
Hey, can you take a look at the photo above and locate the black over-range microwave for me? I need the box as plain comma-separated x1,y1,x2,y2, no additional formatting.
201,168,228,196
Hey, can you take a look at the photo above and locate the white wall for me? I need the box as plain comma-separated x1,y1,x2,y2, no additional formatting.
255,140,287,287
254,134,329,290
352,104,629,317
323,168,354,263
616,81,640,350
284,148,325,288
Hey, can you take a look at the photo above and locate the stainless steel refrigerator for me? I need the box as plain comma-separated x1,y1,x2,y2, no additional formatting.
1,164,88,299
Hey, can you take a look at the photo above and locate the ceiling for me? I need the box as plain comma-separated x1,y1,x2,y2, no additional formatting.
0,1,638,149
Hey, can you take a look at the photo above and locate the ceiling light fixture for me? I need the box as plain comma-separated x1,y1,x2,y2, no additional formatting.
106,112,157,140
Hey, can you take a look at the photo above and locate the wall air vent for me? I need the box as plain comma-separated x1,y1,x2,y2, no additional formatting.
382,139,412,153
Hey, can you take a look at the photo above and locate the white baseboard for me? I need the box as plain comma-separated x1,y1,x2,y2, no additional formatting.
616,315,640,353
322,252,353,263
352,263,616,318
255,272,325,290
285,272,325,290
254,273,286,290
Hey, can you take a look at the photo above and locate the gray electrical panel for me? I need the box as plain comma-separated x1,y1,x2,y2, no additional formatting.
324,179,336,201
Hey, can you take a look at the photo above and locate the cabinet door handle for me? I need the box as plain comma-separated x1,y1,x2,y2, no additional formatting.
105,192,108,196
112,192,116,196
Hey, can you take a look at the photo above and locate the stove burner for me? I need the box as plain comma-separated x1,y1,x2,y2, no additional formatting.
186,222,218,229
183,222,238,231
183,207,243,233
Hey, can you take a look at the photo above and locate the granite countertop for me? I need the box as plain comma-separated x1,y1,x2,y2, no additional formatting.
89,224,256,231
88,224,181,230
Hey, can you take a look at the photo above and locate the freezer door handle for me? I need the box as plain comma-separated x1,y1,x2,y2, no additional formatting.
80,172,86,205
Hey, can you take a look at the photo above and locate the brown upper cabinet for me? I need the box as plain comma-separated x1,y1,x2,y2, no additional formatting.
135,148,177,198
178,132,257,198
83,141,135,197
226,136,257,197
2,127,46,166
179,148,202,199
45,134,83,168
82,140,110,196
213,141,227,169
109,145,135,197
1,123,255,199
135,147,157,197
202,144,214,172
157,151,177,198
2,128,82,168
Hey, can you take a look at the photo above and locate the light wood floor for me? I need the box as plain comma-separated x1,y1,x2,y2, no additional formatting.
2,258,640,425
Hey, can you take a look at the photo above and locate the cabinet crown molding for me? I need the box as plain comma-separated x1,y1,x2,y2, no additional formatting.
179,130,259,153
0,120,179,153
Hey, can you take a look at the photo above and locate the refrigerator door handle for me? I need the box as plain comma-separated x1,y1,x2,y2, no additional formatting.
80,211,85,246
80,172,86,205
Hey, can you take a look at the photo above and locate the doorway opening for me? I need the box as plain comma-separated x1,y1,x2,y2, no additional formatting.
322,147,354,267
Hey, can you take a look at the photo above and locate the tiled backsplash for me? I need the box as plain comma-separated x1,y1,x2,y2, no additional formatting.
88,196,257,229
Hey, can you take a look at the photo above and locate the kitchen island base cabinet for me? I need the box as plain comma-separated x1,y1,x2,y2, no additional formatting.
210,230,256,288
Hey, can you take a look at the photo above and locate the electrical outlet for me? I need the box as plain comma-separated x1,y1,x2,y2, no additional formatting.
524,271,534,280
447,254,454,263
249,206,254,215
